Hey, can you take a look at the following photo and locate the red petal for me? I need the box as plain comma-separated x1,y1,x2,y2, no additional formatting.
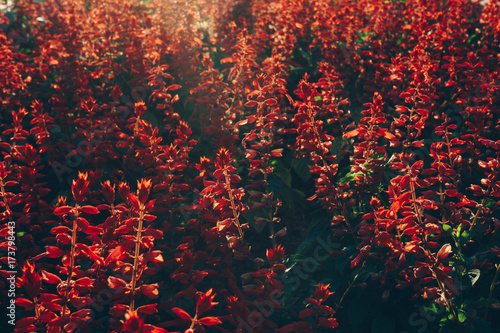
45,246,66,258
143,251,164,263
140,283,159,298
74,277,94,288
41,270,62,284
104,244,132,266
108,276,127,289
54,206,72,215
16,298,34,309
198,316,222,326
71,309,92,321
137,304,158,315
263,98,277,106
298,308,314,318
437,243,452,260
383,131,396,140
318,317,338,328
245,100,258,108
171,307,192,321
144,325,170,333
50,226,71,234
344,129,359,139
270,149,283,157
129,193,141,210
80,205,99,214
166,84,182,91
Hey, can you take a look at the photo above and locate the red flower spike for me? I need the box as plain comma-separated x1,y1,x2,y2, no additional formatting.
266,244,286,265
318,317,339,329
101,181,115,204
71,172,89,204
313,283,333,304
19,261,42,299
119,182,131,201
137,179,152,204
135,101,147,117
196,289,218,316
124,310,145,333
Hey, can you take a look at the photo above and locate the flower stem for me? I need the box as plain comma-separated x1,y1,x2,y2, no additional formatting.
60,206,79,333
130,207,145,311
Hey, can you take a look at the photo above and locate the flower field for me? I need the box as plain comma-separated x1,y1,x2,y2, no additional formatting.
0,0,499,332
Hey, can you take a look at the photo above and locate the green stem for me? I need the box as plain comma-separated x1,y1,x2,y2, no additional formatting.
410,180,461,332
334,257,367,312
130,206,145,311
60,206,79,333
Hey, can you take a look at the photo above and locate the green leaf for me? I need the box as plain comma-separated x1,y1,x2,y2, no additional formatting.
442,224,453,234
292,158,311,182
299,48,312,66
268,174,283,197
329,136,345,156
467,34,478,45
460,230,471,243
458,310,467,323
276,169,292,188
423,302,442,315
